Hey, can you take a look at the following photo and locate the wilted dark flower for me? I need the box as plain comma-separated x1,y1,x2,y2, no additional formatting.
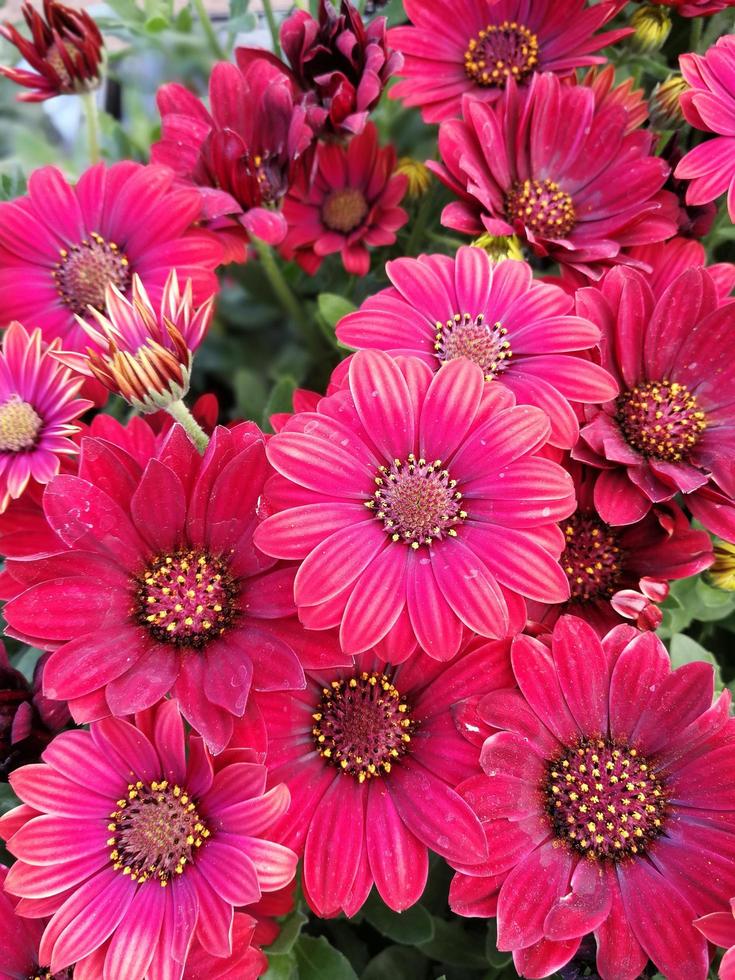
0,644,68,779
0,0,103,102
662,134,717,238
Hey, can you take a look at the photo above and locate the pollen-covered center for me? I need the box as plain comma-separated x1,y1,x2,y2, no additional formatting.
562,513,624,601
544,738,668,862
28,970,73,980
321,188,369,233
0,395,42,452
53,232,131,315
107,778,210,885
464,20,539,88
505,178,576,238
366,454,466,548
312,671,416,782
134,549,238,648
434,312,512,380
617,379,707,463
46,42,73,88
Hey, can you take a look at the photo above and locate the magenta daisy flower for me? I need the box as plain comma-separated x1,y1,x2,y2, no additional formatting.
653,0,735,17
388,0,630,123
2,422,348,752
574,266,735,540
429,72,677,277
695,903,735,980
254,350,575,662
0,163,223,351
240,638,512,917
528,462,713,635
0,699,297,978
0,864,47,977
675,35,735,222
450,615,735,979
0,320,90,513
280,122,408,276
336,248,617,448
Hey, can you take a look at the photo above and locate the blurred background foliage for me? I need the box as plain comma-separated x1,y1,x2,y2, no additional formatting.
1,1,735,978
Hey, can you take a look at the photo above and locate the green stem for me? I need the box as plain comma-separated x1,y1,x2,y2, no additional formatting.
81,90,101,165
261,0,281,56
165,399,210,453
252,236,322,354
405,193,433,257
689,14,703,53
191,0,226,61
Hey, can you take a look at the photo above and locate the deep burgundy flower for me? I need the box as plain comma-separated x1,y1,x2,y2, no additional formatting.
0,643,69,779
153,55,314,258
240,0,400,137
451,616,735,979
239,638,512,916
281,123,407,276
528,462,713,635
2,422,348,753
574,266,735,541
661,135,718,239
429,73,677,277
388,0,629,123
0,0,103,101
336,247,617,448
0,700,297,978
255,350,575,662
0,163,223,352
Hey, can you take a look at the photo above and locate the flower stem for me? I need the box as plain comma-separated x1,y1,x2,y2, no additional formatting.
405,192,433,256
81,90,101,165
251,236,322,354
192,0,226,61
261,0,281,56
165,399,210,453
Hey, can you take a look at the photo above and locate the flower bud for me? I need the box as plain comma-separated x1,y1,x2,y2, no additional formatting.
630,5,671,54
708,542,735,592
470,233,524,263
395,158,432,199
649,74,688,130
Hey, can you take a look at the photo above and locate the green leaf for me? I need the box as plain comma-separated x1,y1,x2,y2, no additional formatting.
362,892,434,945
361,946,427,980
262,376,298,432
669,634,723,689
317,293,357,329
0,782,20,816
11,646,43,684
263,952,298,980
293,935,358,980
268,907,308,956
485,921,512,969
418,918,488,968
144,13,169,32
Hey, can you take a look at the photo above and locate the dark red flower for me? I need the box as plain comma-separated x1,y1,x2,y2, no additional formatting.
0,0,103,102
153,56,314,257
528,462,713,635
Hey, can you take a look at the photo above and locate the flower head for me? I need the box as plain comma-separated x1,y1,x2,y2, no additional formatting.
0,163,222,352
529,462,713,635
336,248,617,448
255,350,575,662
430,73,677,277
56,271,215,413
242,638,512,916
0,0,103,101
153,55,314,255
0,321,90,512
675,34,735,223
388,0,630,123
574,266,735,540
259,0,401,136
0,699,297,977
450,616,735,978
281,122,407,276
2,422,348,752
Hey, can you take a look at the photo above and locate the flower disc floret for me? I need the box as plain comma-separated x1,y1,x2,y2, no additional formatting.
616,379,707,462
464,20,539,88
53,234,130,315
0,396,43,452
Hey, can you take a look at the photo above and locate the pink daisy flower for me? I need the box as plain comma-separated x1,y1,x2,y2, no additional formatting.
675,35,735,222
528,462,713,636
574,266,735,540
429,72,677,277
652,0,735,16
388,0,629,123
240,638,512,916
336,247,617,448
2,422,348,753
695,902,735,980
450,615,735,979
0,863,49,978
0,163,222,352
280,122,408,276
154,54,314,259
254,350,575,662
0,699,297,979
0,320,90,512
